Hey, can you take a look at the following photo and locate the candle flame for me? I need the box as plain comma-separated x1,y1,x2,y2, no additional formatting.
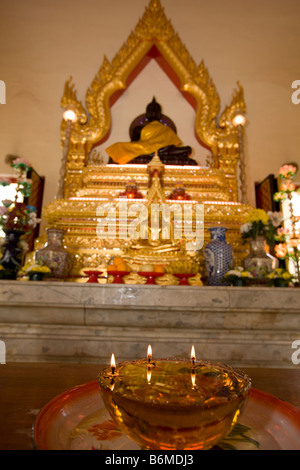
191,372,196,388
111,353,116,369
191,345,196,361
147,368,152,384
147,345,152,360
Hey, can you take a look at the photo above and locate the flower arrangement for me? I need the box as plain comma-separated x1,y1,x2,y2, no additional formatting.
266,268,293,287
274,165,299,201
24,264,51,274
223,266,254,286
0,157,40,234
240,208,282,250
0,157,41,279
273,163,299,285
19,261,51,281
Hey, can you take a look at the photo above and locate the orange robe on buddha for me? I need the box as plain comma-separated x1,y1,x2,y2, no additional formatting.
106,121,183,165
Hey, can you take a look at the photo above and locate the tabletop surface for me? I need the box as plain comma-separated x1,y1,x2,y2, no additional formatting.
0,362,300,450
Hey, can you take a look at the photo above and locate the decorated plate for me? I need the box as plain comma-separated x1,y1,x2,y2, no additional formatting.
33,381,300,450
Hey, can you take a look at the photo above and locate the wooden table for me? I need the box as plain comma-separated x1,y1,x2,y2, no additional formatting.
0,363,300,450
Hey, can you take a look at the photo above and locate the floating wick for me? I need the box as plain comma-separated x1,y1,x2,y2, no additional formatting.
191,345,196,366
147,344,152,363
111,353,116,374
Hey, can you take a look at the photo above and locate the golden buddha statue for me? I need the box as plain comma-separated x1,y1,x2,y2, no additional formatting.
128,171,183,255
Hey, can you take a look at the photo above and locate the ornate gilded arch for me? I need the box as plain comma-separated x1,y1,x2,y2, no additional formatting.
60,0,246,200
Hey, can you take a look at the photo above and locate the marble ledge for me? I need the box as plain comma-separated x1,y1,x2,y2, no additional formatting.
1,280,299,367
0,279,299,311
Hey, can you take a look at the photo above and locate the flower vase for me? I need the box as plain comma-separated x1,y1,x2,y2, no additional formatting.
36,229,73,279
243,237,278,279
0,229,25,279
204,227,233,286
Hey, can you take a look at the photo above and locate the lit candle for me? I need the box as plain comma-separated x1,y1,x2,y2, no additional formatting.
191,345,196,367
147,345,152,364
111,353,116,375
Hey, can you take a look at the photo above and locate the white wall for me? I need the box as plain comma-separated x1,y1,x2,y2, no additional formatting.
0,0,300,211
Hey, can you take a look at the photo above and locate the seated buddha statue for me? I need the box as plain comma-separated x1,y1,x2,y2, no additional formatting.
125,171,184,257
106,98,197,166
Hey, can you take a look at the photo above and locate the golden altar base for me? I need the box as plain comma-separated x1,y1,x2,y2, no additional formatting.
41,174,251,278
38,0,252,278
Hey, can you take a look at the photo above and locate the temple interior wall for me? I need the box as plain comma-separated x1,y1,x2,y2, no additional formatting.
0,0,300,227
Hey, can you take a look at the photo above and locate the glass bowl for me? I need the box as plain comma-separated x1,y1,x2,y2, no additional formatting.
97,358,251,450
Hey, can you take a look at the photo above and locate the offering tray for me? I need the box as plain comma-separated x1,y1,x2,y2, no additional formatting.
33,381,300,450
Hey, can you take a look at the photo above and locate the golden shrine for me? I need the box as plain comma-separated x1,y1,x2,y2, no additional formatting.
40,0,252,280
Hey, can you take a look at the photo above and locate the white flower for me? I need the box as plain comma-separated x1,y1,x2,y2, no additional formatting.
226,270,242,277
27,213,41,228
240,223,252,234
267,211,283,228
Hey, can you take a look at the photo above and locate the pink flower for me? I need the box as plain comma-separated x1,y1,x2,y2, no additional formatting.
1,199,13,208
275,243,288,259
0,176,11,186
278,165,297,179
0,206,8,217
276,227,290,241
281,181,296,192
12,158,31,169
274,191,287,201
288,238,299,248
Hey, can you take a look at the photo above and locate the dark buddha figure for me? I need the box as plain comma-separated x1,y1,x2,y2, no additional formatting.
106,98,197,166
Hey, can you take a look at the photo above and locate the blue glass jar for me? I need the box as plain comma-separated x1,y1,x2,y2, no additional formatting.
204,227,233,286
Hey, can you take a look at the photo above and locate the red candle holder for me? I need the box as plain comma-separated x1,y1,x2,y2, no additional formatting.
173,273,195,286
84,270,104,283
138,272,164,285
109,270,130,284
